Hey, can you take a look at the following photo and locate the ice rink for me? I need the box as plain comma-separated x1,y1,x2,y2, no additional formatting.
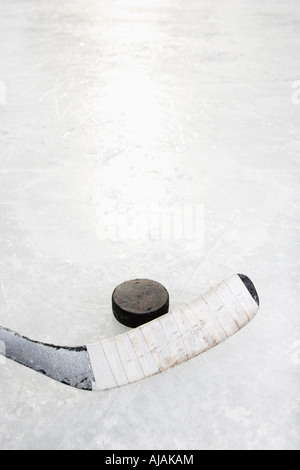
0,0,299,450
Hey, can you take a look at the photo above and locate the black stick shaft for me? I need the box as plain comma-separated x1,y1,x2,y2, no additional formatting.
0,326,94,390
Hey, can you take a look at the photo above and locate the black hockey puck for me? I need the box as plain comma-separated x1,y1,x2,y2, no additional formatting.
112,279,169,328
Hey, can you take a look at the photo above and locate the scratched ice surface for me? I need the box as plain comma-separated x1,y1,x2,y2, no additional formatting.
0,0,299,450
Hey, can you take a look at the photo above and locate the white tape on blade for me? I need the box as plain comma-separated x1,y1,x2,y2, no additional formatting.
87,274,259,391
127,328,159,377
101,338,129,387
86,342,117,391
213,282,249,328
202,288,240,337
225,275,258,320
115,334,145,384
187,296,228,344
171,308,205,360
159,313,187,366
140,320,173,372
181,303,217,350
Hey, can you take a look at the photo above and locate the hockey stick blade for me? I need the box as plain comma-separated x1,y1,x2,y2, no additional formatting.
0,274,259,391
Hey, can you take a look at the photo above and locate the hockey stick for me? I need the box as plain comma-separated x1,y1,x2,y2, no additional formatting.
0,274,259,391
